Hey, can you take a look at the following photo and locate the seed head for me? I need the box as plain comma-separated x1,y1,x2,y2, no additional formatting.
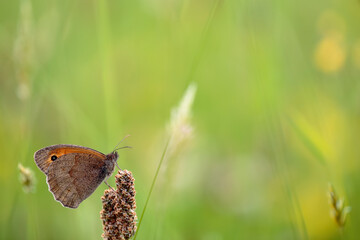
100,170,137,240
18,163,35,193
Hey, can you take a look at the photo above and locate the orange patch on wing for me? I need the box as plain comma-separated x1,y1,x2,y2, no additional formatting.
46,147,105,164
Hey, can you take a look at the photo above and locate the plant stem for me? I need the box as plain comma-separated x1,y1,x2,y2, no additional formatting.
134,137,171,240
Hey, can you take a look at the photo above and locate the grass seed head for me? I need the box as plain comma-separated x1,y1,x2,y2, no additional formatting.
101,170,137,240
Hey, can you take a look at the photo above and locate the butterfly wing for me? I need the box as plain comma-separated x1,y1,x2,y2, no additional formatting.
34,144,105,173
46,152,108,208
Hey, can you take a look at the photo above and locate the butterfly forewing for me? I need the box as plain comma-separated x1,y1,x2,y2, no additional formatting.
34,144,106,173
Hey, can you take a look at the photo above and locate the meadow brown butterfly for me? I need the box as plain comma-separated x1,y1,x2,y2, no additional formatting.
34,141,129,209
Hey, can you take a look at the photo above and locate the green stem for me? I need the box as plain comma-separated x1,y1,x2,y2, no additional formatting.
95,0,117,146
134,137,171,240
186,0,220,83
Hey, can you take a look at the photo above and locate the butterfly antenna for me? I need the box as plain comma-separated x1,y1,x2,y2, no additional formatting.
112,135,131,152
114,145,132,152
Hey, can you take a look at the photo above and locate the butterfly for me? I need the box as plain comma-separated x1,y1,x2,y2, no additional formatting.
34,140,130,208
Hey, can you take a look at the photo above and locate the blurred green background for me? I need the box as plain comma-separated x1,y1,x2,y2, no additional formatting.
1,0,360,239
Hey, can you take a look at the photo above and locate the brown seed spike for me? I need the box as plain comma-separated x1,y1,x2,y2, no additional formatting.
100,170,137,240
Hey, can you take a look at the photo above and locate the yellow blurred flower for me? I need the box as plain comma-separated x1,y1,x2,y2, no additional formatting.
314,10,346,74
314,35,346,74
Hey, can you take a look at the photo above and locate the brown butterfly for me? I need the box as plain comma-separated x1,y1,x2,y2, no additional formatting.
34,142,130,208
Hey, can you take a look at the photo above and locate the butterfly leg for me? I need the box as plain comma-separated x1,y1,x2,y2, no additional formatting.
115,161,122,170
104,181,115,191
104,181,122,199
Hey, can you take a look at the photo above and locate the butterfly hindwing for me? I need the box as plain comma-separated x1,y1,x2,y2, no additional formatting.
46,152,107,208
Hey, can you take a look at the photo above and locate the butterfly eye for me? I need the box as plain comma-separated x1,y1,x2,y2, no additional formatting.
51,155,57,161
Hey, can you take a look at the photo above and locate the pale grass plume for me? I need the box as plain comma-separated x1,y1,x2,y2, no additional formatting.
134,83,197,239
167,83,197,156
13,0,59,101
18,163,36,193
13,0,34,101
328,183,351,228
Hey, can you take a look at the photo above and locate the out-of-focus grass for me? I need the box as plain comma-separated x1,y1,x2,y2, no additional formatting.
1,0,360,239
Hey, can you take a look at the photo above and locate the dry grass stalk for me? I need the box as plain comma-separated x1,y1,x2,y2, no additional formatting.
328,183,351,228
13,0,34,101
18,163,35,193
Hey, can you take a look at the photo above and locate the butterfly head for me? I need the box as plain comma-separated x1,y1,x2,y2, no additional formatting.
108,151,119,163
106,144,132,174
